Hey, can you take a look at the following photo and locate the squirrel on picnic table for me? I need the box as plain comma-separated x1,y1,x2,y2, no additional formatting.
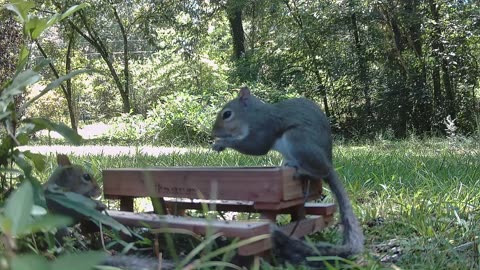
211,87,365,265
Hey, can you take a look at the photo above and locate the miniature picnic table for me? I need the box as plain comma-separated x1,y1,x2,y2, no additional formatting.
103,166,336,256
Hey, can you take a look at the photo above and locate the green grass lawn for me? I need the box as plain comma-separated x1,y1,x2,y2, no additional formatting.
37,138,480,269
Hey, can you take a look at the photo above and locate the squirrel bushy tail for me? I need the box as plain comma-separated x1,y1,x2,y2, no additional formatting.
323,170,364,256
273,170,363,266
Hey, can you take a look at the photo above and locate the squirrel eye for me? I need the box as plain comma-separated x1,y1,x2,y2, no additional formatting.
82,173,92,181
222,110,232,120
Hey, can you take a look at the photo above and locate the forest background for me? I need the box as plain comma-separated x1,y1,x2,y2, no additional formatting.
1,0,478,145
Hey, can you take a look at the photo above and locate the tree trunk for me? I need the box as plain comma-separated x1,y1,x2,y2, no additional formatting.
380,5,410,137
111,3,132,113
403,0,432,133
226,0,246,59
34,40,79,132
350,9,373,125
64,6,131,114
429,0,455,119
431,60,442,110
65,29,78,132
285,1,331,117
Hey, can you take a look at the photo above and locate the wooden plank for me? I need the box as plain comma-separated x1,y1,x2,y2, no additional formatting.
164,199,255,213
106,210,271,239
279,215,334,238
238,238,272,256
106,210,273,256
282,175,322,201
162,200,336,216
254,194,321,210
103,167,299,203
304,203,337,216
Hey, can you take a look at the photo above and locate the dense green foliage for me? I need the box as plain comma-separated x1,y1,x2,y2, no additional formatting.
1,0,476,143
0,2,112,270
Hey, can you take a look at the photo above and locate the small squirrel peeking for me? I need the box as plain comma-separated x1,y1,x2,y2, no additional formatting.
212,87,364,259
44,154,102,198
43,155,166,269
43,154,105,226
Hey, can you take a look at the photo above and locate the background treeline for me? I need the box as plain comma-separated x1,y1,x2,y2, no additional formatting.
1,0,479,143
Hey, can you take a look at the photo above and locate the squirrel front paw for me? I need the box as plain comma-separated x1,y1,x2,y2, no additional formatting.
95,200,107,211
212,140,226,152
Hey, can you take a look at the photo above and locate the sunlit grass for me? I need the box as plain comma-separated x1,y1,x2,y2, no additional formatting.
35,138,480,269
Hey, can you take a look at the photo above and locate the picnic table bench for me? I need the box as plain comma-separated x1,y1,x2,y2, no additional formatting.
103,166,336,256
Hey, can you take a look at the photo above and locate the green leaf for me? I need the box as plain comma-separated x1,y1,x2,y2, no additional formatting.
13,153,33,178
24,214,72,233
4,181,34,236
51,251,106,270
51,122,83,145
4,1,35,23
31,177,47,208
23,151,47,172
16,133,30,145
43,69,93,92
31,205,47,216
59,4,88,21
10,253,50,270
45,14,61,29
16,45,30,71
175,233,223,269
0,216,13,234
32,58,51,72
0,111,11,121
24,118,82,145
18,69,94,115
3,69,40,98
25,17,48,39
46,192,131,235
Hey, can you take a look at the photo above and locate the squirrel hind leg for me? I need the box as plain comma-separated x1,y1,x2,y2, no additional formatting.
282,161,313,181
272,230,350,268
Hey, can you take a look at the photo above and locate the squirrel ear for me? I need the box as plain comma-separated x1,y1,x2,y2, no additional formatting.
238,86,251,106
57,154,72,166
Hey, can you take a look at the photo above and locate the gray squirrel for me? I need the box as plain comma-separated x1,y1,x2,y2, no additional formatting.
44,154,168,270
44,154,105,220
44,154,102,198
212,87,364,259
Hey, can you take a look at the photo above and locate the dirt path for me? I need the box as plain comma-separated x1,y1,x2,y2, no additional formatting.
18,145,196,156
26,123,207,156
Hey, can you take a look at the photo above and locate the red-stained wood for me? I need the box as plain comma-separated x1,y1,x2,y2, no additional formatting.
105,211,335,256
161,199,336,217
304,203,337,216
279,215,335,238
103,167,321,203
106,210,272,256
102,166,337,256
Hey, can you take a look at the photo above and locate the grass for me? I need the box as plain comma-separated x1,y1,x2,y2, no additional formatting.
34,137,480,269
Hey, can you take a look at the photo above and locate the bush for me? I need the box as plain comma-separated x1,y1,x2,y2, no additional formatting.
107,91,235,145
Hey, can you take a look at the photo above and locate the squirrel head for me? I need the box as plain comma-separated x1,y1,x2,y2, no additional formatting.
212,87,258,140
46,154,102,199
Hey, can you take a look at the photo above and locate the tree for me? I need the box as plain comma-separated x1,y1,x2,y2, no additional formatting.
56,0,133,113
226,0,246,60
